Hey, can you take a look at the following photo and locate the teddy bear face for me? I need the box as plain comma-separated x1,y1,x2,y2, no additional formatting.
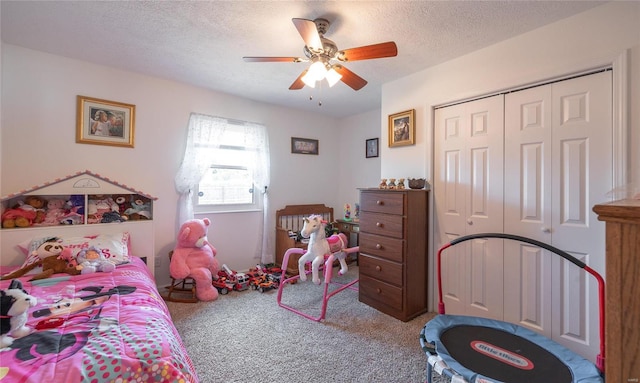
177,218,211,248
24,196,46,209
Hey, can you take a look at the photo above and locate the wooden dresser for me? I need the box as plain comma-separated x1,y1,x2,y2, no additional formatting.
358,188,428,321
593,199,640,383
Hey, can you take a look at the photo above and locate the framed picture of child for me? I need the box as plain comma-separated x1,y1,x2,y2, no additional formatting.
76,95,135,148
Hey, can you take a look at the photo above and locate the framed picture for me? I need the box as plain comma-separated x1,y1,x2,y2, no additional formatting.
291,137,319,155
76,95,135,148
388,109,415,147
366,138,379,158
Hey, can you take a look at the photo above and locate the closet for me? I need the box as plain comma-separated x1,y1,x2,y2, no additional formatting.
434,70,612,362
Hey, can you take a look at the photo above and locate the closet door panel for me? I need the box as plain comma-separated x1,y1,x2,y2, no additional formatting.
550,71,611,361
435,95,504,318
504,85,553,334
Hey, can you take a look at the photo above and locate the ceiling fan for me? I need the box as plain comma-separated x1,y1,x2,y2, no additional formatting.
243,18,398,91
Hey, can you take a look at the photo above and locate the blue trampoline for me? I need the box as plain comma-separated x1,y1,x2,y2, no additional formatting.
420,233,605,383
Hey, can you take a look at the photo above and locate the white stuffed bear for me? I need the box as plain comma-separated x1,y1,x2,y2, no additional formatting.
1,279,37,348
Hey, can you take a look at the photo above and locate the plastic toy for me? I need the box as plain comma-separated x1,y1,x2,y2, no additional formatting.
297,215,349,284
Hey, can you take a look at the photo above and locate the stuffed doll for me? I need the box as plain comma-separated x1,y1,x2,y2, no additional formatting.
42,198,67,225
0,238,81,281
170,218,219,301
76,246,116,274
1,279,37,349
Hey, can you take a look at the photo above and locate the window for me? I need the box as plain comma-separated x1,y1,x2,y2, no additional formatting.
195,144,256,210
175,113,271,261
192,123,267,213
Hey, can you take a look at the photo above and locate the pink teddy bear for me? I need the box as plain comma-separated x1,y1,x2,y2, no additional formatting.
169,218,219,301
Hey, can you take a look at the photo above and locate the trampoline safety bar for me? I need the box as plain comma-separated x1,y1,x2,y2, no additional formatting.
435,233,605,374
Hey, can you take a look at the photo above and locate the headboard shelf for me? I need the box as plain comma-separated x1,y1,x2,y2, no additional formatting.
1,170,157,276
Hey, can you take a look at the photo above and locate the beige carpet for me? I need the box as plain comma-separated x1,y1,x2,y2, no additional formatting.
165,266,440,383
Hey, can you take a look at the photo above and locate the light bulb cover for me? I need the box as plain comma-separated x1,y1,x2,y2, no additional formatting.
308,61,327,81
301,70,316,88
325,67,342,87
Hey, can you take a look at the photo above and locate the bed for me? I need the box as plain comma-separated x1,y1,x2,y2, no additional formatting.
0,257,198,383
0,171,199,382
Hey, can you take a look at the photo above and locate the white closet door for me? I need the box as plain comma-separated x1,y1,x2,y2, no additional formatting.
434,95,504,319
549,71,611,360
503,86,554,333
503,71,611,362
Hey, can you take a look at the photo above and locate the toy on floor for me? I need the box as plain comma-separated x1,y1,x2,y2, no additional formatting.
1,279,37,349
0,238,81,281
297,214,349,284
170,218,220,301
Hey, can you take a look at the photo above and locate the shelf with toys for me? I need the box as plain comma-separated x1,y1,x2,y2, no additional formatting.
0,170,157,274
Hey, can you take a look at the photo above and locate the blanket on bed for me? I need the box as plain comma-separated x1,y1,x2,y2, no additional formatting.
0,258,198,383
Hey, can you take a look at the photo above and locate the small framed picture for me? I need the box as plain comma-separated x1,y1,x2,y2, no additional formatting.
366,138,379,158
291,137,319,155
388,109,415,147
76,95,135,148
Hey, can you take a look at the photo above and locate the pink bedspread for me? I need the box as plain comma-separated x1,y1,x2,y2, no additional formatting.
0,258,198,383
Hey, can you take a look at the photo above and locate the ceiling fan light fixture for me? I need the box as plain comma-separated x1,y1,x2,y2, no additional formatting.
308,60,328,81
301,71,317,88
325,66,342,87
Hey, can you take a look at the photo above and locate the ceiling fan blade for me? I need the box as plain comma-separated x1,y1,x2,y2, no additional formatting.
292,18,323,51
337,41,398,62
333,65,368,91
243,56,304,63
289,70,307,90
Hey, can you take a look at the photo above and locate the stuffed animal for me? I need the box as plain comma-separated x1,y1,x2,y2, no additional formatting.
170,218,219,301
42,198,67,225
76,246,116,274
113,194,132,219
0,238,81,281
0,279,37,349
123,195,152,220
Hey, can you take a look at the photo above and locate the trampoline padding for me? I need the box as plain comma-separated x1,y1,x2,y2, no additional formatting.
421,315,603,383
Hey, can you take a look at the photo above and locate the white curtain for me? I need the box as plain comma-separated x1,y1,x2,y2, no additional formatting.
174,112,273,263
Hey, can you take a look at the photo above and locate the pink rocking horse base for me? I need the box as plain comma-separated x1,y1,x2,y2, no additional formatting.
277,246,359,322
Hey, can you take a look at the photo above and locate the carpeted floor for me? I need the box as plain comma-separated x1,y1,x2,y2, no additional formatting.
165,266,440,383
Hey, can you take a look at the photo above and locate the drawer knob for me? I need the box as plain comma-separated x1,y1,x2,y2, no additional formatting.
376,288,382,294
375,265,381,271
376,200,383,205
376,222,383,227
376,244,382,249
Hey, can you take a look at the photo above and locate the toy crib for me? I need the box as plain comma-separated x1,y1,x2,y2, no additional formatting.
276,245,359,322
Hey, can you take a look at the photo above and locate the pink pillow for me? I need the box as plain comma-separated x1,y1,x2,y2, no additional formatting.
19,232,131,268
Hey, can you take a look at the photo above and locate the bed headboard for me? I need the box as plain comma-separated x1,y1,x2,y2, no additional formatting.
1,170,157,275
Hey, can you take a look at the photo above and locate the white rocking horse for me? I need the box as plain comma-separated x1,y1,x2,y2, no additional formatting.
298,214,349,284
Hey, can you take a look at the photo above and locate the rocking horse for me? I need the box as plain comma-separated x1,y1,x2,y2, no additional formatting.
277,214,359,321
298,214,348,284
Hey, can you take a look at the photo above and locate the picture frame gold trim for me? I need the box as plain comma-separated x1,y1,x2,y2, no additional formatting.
388,109,415,147
76,95,135,148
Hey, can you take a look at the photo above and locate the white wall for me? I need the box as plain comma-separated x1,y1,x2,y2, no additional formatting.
0,44,381,286
337,109,382,213
381,1,640,307
382,1,640,185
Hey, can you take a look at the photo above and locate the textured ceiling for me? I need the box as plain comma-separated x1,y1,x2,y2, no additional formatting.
1,1,604,118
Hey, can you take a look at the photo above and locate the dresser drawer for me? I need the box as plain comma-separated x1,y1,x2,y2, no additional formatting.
359,232,403,262
360,191,404,215
359,274,403,311
359,254,403,286
359,211,404,238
